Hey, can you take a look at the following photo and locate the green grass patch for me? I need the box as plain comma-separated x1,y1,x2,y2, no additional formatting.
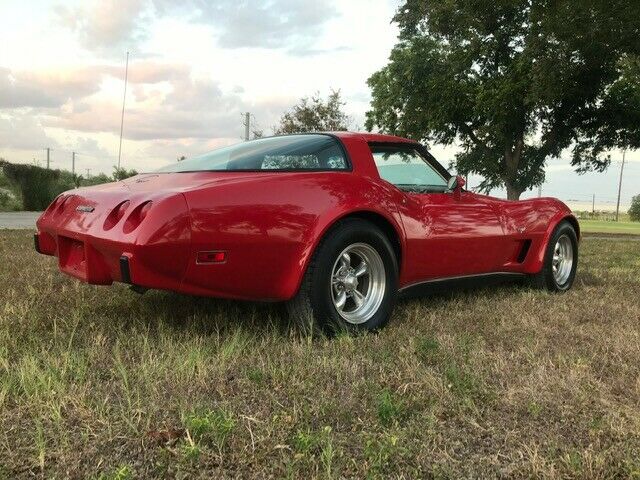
580,219,640,234
0,231,639,477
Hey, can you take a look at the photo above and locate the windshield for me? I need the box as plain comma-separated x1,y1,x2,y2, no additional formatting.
155,134,349,173
370,144,449,193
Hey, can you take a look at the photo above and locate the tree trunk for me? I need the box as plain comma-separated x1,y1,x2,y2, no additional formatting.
504,140,524,200
505,183,522,200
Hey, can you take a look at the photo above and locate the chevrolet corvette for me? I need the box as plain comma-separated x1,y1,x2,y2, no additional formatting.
35,132,579,331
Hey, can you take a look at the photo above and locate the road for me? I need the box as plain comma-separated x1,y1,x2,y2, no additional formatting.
0,212,41,229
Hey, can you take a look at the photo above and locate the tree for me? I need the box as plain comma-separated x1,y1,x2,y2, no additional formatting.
274,90,351,135
366,1,640,199
72,174,83,188
82,173,112,187
112,166,138,181
629,195,640,222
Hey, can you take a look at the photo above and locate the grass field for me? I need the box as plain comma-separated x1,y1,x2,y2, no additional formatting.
580,219,640,235
1,231,639,478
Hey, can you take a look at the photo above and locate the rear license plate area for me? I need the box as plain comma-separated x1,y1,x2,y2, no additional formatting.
58,236,87,277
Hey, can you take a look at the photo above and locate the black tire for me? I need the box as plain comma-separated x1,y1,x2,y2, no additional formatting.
529,221,578,292
287,218,398,334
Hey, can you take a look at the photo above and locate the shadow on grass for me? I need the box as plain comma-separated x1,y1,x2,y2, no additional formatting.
85,287,293,338
83,272,588,338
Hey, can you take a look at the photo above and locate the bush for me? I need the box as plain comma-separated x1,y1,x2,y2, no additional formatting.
0,160,125,211
112,166,138,181
629,195,640,222
0,161,74,211
0,190,21,212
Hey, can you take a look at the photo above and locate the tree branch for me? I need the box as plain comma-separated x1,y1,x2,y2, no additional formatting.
457,123,490,152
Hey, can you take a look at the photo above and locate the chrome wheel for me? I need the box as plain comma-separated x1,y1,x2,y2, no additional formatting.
552,234,573,285
330,243,386,325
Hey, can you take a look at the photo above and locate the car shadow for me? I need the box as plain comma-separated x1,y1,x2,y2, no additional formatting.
95,272,585,338
99,286,294,337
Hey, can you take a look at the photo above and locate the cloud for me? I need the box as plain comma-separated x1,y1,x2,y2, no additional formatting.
122,61,190,84
54,0,149,57
73,137,113,159
0,67,103,109
0,61,195,112
46,67,294,141
0,114,59,150
55,0,339,55
191,0,339,50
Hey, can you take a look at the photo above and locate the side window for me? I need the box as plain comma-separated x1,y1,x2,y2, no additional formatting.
370,145,448,192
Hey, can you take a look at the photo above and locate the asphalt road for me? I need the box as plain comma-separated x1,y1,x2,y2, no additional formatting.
0,212,41,229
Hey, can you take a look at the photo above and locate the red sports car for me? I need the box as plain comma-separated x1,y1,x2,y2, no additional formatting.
35,133,579,331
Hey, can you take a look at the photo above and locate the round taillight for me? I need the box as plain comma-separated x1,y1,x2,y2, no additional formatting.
123,201,152,234
139,201,152,221
55,195,75,215
46,196,63,213
103,200,130,230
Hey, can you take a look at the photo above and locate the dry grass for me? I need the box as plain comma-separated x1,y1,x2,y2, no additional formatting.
0,230,639,479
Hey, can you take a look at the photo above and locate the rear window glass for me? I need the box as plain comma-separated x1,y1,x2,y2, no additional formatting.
155,134,348,172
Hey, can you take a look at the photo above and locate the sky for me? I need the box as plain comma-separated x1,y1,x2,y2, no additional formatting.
0,0,637,210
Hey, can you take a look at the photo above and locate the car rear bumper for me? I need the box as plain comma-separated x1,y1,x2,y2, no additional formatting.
35,229,158,287
35,191,191,291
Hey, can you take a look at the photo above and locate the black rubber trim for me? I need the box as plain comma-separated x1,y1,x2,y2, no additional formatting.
34,234,42,254
399,272,526,299
119,256,132,284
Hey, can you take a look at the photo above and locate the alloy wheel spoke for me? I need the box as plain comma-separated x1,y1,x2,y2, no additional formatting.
334,291,347,310
354,262,368,277
352,289,365,308
340,252,351,269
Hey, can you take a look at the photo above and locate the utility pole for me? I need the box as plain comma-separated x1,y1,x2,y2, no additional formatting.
117,51,129,169
72,152,76,175
615,149,626,222
45,148,50,169
86,168,91,178
244,112,250,141
592,194,595,214
538,184,542,198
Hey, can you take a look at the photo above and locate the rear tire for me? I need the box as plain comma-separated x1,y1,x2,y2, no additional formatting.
529,221,578,292
287,218,398,334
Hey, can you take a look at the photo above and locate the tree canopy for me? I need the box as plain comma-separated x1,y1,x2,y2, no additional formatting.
366,0,640,199
274,90,351,135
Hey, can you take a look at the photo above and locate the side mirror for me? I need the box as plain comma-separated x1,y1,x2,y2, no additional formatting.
447,175,466,192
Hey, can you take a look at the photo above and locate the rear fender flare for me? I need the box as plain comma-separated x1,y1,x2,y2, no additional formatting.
286,208,405,299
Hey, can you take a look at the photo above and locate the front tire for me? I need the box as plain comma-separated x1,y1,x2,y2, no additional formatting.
530,221,578,292
288,218,398,334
